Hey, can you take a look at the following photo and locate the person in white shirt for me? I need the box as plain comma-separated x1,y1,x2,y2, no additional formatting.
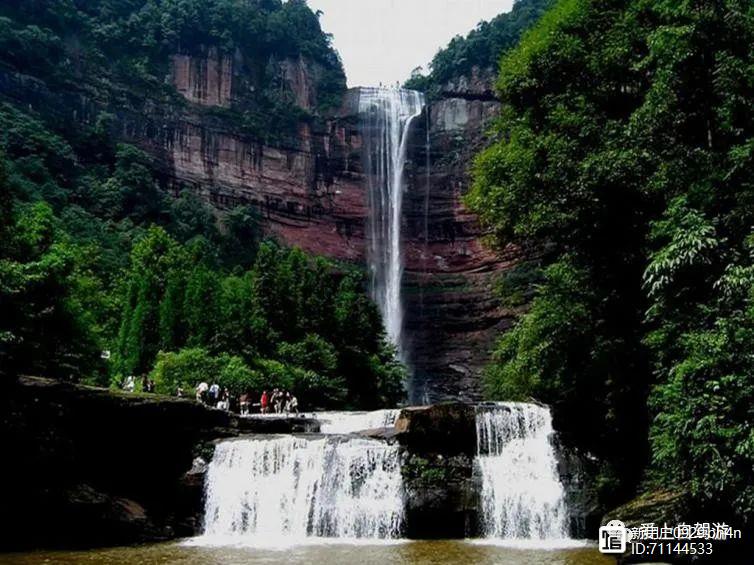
196,382,209,403
208,382,220,404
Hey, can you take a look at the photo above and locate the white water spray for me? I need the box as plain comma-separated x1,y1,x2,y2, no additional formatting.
201,436,404,543
359,87,425,361
475,403,570,540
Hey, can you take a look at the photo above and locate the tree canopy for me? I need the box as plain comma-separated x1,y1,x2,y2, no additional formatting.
469,0,754,523
405,0,553,96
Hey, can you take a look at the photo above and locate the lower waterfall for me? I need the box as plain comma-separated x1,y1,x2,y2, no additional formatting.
201,436,404,543
475,403,570,541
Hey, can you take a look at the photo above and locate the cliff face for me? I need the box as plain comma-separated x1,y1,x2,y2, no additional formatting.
0,49,367,263
163,50,368,263
159,55,515,402
402,69,519,402
0,47,512,400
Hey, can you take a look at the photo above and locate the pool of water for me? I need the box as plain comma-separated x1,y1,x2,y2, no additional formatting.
3,540,613,564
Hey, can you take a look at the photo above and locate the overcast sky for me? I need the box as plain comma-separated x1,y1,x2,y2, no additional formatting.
306,0,515,87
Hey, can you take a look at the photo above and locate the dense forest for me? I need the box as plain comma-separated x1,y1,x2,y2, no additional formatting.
469,0,754,527
0,0,403,409
0,0,346,136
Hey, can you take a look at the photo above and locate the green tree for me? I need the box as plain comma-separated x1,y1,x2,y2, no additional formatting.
183,263,221,349
0,190,102,381
469,0,754,519
150,347,223,395
277,333,338,376
115,226,183,379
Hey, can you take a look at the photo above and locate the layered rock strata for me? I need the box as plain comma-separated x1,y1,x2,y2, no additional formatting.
401,70,520,402
0,50,517,400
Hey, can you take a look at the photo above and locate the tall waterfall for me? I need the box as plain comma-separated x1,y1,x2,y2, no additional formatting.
202,436,404,542
359,87,425,361
475,403,569,540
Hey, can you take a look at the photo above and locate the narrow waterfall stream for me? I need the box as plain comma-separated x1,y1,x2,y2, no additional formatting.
201,436,404,543
475,403,570,541
359,87,425,364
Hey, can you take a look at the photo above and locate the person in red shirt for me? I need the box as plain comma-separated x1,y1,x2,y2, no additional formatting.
260,390,269,414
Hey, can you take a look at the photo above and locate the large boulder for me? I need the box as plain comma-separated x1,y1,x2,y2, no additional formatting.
401,452,478,538
394,403,477,456
393,403,479,538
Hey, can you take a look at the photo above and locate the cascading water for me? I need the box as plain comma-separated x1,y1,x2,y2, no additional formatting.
359,87,425,362
475,403,570,541
317,409,401,434
201,436,404,543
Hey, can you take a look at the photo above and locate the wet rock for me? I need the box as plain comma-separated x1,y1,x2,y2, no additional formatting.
395,403,477,456
395,403,480,537
555,441,603,538
402,452,478,539
401,80,521,403
358,427,400,441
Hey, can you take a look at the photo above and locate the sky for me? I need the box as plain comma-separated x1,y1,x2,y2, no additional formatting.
306,0,515,87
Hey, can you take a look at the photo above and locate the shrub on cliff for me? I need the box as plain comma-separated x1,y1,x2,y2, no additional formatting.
150,348,224,395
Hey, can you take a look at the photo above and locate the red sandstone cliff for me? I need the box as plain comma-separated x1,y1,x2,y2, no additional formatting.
163,56,516,402
0,48,513,401
402,67,519,402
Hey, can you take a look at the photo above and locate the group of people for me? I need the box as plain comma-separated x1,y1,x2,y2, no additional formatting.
122,375,300,416
260,388,298,414
194,382,231,410
190,383,299,416
121,375,155,393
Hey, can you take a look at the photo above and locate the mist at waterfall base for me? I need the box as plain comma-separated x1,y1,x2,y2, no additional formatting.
196,436,405,547
190,410,404,547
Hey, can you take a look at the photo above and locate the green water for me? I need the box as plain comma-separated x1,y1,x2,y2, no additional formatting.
2,540,615,565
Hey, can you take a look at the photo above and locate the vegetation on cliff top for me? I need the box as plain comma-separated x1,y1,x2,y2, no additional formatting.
404,0,553,97
0,0,346,138
470,0,754,524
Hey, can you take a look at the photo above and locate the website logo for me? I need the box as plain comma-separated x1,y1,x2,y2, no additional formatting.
599,520,628,554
